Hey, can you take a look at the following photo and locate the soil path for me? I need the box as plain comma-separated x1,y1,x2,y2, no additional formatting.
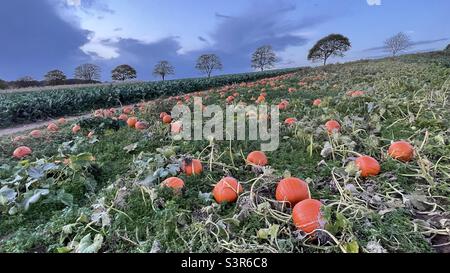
0,113,91,137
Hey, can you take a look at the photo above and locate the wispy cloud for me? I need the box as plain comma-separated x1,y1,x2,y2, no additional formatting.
367,0,382,6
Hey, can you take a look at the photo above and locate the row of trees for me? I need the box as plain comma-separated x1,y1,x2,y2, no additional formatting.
110,47,278,82
2,33,447,89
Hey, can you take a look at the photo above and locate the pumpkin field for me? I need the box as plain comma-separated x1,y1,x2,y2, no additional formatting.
1,51,449,253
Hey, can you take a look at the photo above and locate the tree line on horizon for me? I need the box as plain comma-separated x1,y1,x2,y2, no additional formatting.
1,32,449,90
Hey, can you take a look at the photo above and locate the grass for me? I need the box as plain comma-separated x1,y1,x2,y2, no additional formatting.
1,51,449,253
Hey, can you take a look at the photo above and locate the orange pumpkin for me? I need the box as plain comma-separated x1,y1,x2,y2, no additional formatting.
388,141,414,162
162,177,185,192
347,90,365,97
127,117,138,128
87,131,95,139
325,120,341,134
313,99,322,106
57,118,66,125
123,106,133,114
213,177,243,204
160,112,168,119
284,118,297,125
13,135,27,143
163,115,172,124
171,121,183,134
292,199,324,234
30,130,42,138
135,121,149,130
226,96,235,103
257,95,266,103
47,123,59,132
118,114,129,121
246,151,268,166
181,159,203,176
278,100,288,110
355,156,381,177
275,177,310,206
72,124,81,134
13,146,32,159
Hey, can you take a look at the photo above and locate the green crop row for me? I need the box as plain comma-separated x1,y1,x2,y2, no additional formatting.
0,68,303,128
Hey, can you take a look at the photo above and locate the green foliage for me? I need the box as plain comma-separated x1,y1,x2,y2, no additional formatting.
0,68,300,128
0,51,449,253
44,70,67,86
308,34,351,65
111,64,137,81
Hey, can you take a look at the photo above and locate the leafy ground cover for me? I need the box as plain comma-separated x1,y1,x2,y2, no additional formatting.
0,52,449,253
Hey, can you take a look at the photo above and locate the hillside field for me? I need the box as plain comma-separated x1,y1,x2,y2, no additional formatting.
0,51,449,253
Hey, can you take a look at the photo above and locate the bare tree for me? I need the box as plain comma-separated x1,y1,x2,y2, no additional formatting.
153,61,174,81
75,64,101,81
251,45,277,71
195,54,223,78
384,32,411,56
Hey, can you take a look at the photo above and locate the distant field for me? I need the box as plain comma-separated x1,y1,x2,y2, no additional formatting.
0,51,449,253
0,68,301,128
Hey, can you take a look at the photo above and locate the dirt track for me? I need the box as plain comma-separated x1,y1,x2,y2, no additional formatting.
0,114,90,137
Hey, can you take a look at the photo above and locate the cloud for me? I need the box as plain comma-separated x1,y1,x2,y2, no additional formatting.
86,0,328,80
0,0,91,80
214,12,235,19
367,0,382,6
198,36,209,43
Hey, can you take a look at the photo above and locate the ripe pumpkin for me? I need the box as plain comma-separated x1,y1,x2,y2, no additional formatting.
284,118,297,125
30,130,42,138
171,121,183,134
275,177,310,206
135,121,149,130
162,177,185,192
181,159,203,176
226,96,234,103
72,124,81,134
213,177,243,204
57,118,66,125
347,90,365,97
118,114,128,121
127,117,138,128
257,95,266,102
246,151,268,166
388,141,414,162
87,131,95,139
278,100,288,110
13,135,27,143
123,106,133,114
288,87,296,93
313,99,322,106
160,112,168,119
325,120,341,134
163,115,172,124
355,156,381,177
292,199,324,234
13,146,32,159
47,123,59,132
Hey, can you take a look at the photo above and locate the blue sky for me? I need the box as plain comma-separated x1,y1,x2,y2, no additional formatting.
0,0,449,81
